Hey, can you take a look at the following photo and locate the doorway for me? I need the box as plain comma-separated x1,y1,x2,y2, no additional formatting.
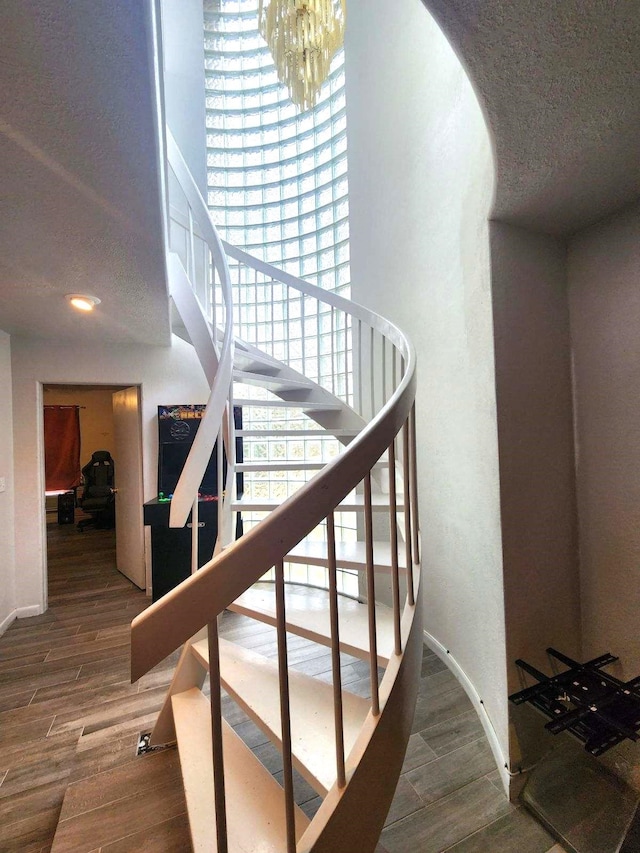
43,383,146,595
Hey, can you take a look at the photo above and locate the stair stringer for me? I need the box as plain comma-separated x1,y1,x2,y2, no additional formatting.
167,251,219,386
297,595,423,853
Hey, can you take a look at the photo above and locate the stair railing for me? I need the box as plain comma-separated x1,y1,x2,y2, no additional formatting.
164,128,236,550
132,131,422,852
221,239,404,423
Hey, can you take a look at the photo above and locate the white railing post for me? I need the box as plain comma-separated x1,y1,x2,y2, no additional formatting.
345,313,351,406
369,327,375,421
217,421,225,551
207,622,228,853
402,419,415,607
211,253,218,356
357,319,363,416
364,471,380,717
388,438,402,656
275,560,297,853
382,335,387,405
410,404,420,563
327,511,346,788
191,496,199,575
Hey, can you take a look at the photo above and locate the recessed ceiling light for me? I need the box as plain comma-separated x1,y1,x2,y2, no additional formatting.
66,294,101,312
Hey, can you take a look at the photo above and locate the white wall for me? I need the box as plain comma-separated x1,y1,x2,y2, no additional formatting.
567,202,640,792
11,335,210,615
345,0,508,763
569,202,640,679
161,0,207,196
491,223,581,682
0,332,16,633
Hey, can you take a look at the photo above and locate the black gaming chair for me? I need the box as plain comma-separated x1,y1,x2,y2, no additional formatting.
77,451,115,530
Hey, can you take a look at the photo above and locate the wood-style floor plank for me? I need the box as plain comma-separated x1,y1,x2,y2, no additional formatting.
99,812,191,853
0,522,160,853
0,728,84,799
0,688,35,714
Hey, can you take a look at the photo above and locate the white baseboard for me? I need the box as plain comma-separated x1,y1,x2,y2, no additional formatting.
17,604,44,620
0,609,17,637
423,629,512,797
0,604,46,638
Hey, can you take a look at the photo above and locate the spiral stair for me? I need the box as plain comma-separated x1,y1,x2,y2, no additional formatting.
51,128,423,853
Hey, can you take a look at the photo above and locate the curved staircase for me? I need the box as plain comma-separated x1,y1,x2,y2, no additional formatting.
54,128,423,853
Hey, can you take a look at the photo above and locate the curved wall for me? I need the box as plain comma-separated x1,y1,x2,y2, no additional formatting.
345,0,508,766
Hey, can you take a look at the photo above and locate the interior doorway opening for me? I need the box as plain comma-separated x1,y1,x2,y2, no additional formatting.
43,383,146,596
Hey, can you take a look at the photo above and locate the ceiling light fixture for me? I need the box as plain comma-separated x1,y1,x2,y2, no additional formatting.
65,294,101,312
258,0,346,111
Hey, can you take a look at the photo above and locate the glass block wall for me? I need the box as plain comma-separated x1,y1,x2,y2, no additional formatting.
203,0,358,596
204,0,349,292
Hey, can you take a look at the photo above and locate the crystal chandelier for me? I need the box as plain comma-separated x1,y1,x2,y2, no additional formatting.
258,0,346,111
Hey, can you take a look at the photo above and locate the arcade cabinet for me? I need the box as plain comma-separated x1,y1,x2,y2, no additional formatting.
143,405,242,601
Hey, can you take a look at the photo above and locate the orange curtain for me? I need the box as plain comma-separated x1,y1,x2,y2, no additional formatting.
44,406,81,491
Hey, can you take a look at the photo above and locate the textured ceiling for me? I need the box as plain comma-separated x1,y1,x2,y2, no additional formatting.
0,0,170,345
424,0,640,235
2,1,638,347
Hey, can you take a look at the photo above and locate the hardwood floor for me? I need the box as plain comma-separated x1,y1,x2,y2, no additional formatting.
0,518,564,852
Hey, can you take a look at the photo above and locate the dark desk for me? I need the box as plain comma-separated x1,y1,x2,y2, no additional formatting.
143,498,219,602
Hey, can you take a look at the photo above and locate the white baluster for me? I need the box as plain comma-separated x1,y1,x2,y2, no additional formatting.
364,472,380,717
275,561,297,853
207,622,228,853
388,439,402,656
327,511,346,787
402,419,414,607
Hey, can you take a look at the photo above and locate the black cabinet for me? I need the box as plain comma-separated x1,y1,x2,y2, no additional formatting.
143,498,219,602
57,491,75,525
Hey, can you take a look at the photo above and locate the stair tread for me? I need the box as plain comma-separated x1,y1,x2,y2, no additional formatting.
237,460,388,473
287,538,407,571
228,585,395,666
233,397,343,411
237,428,359,438
191,638,370,795
172,686,309,853
236,461,327,472
234,369,314,392
233,352,282,374
231,490,403,513
227,338,281,364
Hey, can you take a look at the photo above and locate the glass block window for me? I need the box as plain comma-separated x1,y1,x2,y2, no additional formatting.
203,0,350,299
